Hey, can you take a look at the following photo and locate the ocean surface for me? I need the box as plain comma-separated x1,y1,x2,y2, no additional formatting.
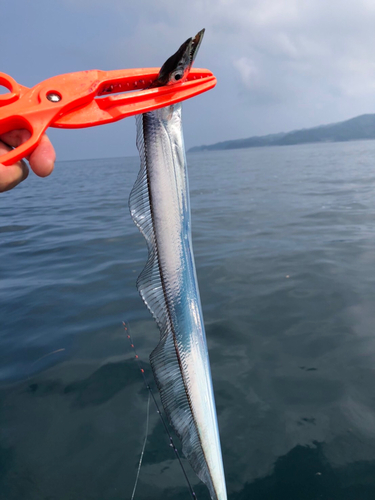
1,140,375,500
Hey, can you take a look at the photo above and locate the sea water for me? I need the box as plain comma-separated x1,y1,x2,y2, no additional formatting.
1,141,375,499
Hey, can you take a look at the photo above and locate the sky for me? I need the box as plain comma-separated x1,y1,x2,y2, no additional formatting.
2,0,375,161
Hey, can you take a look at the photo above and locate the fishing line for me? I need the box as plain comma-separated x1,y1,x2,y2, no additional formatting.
131,391,150,500
123,321,197,499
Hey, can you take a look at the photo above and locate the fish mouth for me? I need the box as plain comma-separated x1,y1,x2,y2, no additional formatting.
151,29,205,88
189,29,205,67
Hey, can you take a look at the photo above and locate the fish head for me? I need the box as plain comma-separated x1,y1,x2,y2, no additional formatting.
150,29,205,88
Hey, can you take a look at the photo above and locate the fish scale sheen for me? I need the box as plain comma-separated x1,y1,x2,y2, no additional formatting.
129,105,227,500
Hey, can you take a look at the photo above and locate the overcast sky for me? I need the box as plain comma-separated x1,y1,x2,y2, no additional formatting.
2,0,375,161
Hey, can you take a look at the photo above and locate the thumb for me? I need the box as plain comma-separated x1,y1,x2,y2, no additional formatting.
0,140,29,193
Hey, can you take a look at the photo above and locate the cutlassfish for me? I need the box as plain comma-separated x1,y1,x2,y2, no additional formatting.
129,29,227,500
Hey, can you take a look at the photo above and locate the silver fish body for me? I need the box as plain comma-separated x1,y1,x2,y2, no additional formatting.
129,102,227,500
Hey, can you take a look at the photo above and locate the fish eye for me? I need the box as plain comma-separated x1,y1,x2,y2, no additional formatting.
173,72,183,82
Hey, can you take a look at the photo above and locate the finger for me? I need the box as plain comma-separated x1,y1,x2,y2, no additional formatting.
0,140,29,193
0,129,31,148
0,130,56,178
28,134,56,177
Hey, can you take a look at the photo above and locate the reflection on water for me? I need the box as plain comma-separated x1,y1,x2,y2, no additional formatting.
237,443,375,500
2,141,375,498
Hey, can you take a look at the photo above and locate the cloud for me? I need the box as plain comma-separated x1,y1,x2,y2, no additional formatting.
68,0,375,148
5,0,375,158
233,58,260,90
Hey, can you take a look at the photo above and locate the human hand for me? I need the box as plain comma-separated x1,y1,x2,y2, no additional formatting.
0,130,55,193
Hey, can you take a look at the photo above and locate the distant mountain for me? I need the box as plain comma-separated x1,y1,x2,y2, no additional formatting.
188,114,375,153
